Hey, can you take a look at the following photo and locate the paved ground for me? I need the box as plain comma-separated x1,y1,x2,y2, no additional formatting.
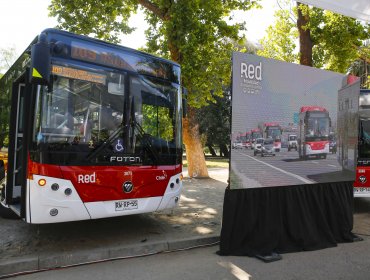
9,244,370,280
1,167,370,278
0,168,227,276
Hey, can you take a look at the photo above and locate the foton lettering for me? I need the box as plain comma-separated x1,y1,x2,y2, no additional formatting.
110,156,142,163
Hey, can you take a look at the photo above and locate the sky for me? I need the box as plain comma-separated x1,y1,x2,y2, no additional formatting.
0,0,276,66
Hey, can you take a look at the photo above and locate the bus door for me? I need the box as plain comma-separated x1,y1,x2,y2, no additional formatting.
5,73,31,218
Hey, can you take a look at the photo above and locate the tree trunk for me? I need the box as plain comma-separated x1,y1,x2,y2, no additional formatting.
167,42,209,178
183,107,209,178
220,143,229,158
207,143,217,157
297,2,313,67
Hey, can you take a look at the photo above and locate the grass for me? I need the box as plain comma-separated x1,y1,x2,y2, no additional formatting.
182,156,229,168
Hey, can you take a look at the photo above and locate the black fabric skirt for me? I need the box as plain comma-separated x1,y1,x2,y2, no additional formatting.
219,181,355,256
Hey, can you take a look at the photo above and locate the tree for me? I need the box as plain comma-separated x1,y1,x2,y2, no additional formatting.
0,47,18,148
198,89,231,158
258,0,370,73
349,41,370,88
0,47,17,74
49,0,260,177
257,7,298,63
296,2,312,66
198,38,257,158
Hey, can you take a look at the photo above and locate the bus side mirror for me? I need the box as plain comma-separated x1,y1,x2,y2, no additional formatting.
29,33,51,85
182,86,188,118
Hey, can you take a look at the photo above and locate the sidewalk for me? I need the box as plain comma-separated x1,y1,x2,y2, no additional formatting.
0,168,228,277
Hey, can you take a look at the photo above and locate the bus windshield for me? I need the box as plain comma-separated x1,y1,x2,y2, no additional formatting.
32,69,182,166
266,127,281,140
305,117,330,141
359,119,370,159
251,132,262,140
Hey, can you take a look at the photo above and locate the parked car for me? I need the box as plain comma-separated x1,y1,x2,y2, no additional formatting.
233,141,243,149
261,138,276,157
243,141,251,149
253,138,264,156
287,134,298,151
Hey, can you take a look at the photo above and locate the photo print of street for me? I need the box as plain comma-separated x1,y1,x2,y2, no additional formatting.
230,52,356,189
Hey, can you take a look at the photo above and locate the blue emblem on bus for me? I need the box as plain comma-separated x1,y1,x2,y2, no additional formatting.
113,138,124,153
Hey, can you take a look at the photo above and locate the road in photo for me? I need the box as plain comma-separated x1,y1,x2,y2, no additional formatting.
230,147,348,189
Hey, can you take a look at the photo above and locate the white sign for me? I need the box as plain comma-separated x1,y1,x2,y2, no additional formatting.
297,0,370,22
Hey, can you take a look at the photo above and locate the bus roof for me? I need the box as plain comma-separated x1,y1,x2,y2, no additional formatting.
43,28,179,66
1,28,181,84
263,122,280,127
240,132,250,136
300,106,327,113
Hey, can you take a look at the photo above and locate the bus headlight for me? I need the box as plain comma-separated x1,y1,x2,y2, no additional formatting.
38,179,47,187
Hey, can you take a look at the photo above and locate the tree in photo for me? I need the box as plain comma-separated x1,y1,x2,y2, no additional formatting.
49,0,260,177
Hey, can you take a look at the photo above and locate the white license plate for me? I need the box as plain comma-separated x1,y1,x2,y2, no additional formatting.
354,187,370,194
115,200,138,211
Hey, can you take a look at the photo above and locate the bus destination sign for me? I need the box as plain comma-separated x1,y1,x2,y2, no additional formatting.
71,42,134,71
51,65,106,85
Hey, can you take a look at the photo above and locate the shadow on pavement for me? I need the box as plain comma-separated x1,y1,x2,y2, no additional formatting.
307,170,355,183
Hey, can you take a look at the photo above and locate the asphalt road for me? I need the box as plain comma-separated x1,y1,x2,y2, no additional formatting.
1,170,370,279
10,238,370,280
230,148,352,188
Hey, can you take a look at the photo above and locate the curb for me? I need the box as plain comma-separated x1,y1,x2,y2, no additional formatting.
0,235,220,277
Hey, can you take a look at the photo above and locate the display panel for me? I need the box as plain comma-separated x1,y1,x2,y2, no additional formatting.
230,53,357,189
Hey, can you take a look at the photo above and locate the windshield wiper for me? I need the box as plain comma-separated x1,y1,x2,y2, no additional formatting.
131,119,159,165
86,124,125,162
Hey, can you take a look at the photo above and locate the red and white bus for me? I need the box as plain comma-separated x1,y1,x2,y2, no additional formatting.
239,132,251,149
338,74,370,197
0,29,185,223
298,106,331,159
354,89,370,197
258,122,282,152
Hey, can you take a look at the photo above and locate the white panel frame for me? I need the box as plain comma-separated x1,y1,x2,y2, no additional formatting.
297,0,370,22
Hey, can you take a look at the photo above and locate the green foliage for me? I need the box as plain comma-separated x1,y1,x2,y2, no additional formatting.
142,104,173,141
142,1,258,107
258,1,370,73
308,9,370,72
49,0,136,43
197,89,231,154
0,47,17,147
49,0,261,107
349,41,370,88
0,47,17,74
257,8,298,63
